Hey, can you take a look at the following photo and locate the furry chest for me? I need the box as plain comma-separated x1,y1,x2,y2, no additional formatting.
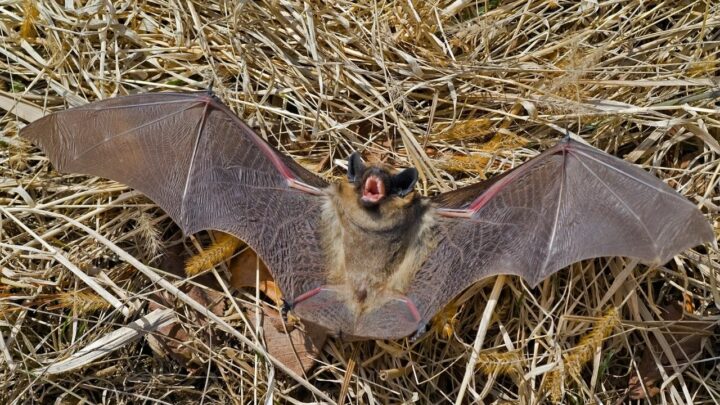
319,190,436,296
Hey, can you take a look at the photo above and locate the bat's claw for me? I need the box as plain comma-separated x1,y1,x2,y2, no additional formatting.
563,128,571,140
281,299,292,323
206,79,215,95
410,322,428,342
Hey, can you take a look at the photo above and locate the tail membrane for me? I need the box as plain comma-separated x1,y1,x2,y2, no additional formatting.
292,286,422,340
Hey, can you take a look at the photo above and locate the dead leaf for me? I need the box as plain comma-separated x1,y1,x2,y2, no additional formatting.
151,243,325,374
627,302,715,400
146,251,227,370
230,248,326,375
257,303,326,376
229,248,282,305
147,285,226,369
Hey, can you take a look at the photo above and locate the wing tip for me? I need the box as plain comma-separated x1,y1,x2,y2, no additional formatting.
673,212,716,257
19,112,50,140
701,222,717,249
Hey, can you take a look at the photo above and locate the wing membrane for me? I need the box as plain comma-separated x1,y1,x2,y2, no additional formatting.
414,138,713,322
22,92,329,301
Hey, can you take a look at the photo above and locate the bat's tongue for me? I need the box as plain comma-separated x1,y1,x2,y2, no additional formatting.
362,175,385,203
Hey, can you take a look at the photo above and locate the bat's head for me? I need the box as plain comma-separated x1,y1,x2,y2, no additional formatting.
347,152,418,209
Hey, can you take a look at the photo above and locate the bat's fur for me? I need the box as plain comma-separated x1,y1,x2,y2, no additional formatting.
320,173,436,316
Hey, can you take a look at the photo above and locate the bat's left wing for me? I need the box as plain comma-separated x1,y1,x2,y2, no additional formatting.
21,92,329,302
409,137,714,327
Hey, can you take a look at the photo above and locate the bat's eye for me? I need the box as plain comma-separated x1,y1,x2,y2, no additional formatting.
361,175,386,203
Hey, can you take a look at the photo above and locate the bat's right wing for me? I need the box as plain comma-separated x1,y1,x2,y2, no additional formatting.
408,137,714,327
21,92,329,302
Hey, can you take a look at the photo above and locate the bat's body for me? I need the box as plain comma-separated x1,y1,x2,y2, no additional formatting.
309,174,436,334
22,91,714,340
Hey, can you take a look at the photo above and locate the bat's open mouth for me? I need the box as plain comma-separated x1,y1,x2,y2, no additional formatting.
361,175,385,203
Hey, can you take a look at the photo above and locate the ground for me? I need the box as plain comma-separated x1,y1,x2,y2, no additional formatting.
1,1,719,403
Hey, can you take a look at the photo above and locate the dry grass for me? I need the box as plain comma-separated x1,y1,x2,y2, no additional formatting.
1,0,719,403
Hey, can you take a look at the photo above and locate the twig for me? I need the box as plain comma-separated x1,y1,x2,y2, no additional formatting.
15,207,334,403
455,275,506,405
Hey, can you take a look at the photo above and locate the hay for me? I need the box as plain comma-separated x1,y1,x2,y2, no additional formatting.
1,0,719,403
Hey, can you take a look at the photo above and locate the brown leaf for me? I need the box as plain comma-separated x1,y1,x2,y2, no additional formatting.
229,248,283,305
152,243,325,374
627,302,715,400
146,285,226,369
230,249,326,374
257,304,326,376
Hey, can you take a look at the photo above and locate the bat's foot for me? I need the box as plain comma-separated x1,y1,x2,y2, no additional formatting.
562,127,572,141
281,299,292,324
410,322,428,342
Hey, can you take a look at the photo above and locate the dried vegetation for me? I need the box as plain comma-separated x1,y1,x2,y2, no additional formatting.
1,0,719,403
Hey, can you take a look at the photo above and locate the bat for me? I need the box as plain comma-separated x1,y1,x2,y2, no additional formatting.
21,91,714,340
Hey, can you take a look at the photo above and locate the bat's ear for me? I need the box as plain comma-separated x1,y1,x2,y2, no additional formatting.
393,168,418,197
347,152,365,182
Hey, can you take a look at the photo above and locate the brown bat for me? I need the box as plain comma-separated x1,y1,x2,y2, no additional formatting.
21,91,714,340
